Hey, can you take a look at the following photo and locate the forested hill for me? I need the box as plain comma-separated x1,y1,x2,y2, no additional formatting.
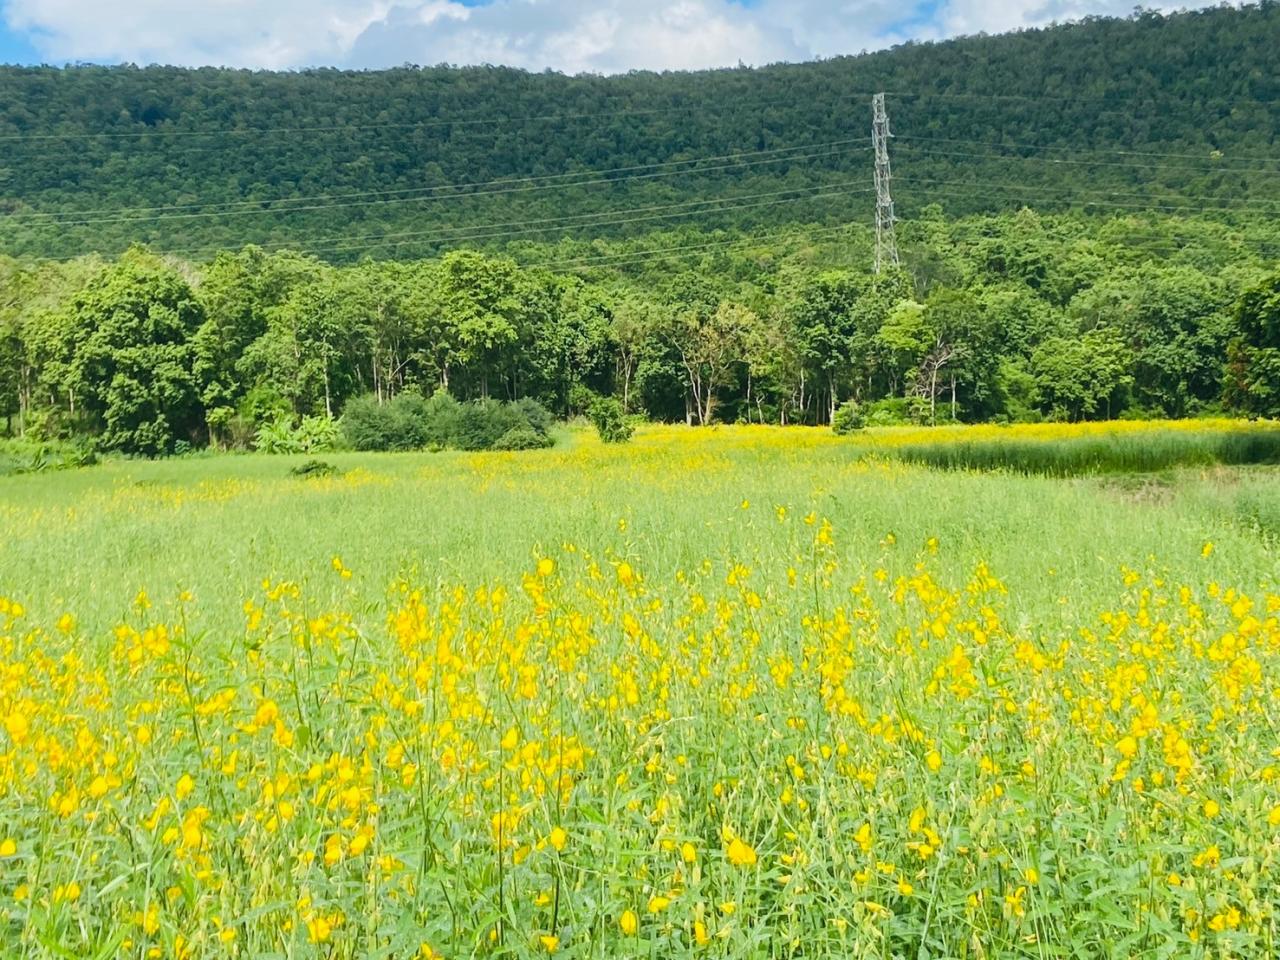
1,3,1279,262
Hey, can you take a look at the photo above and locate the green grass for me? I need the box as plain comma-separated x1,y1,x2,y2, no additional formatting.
1,424,1279,957
885,425,1280,476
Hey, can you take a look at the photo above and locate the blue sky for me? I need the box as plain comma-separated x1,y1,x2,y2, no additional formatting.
0,0,1208,72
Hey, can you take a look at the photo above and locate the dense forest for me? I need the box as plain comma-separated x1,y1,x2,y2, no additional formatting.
1,7,1279,456
2,208,1279,455
0,5,1277,261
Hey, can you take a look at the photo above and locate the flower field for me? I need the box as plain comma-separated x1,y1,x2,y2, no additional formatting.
2,424,1280,958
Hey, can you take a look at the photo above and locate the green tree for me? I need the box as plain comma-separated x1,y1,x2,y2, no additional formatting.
64,248,205,455
1227,270,1280,418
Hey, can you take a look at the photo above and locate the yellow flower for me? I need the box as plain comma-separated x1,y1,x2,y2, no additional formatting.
648,895,671,914
680,841,697,864
536,558,555,578
1115,736,1138,760
307,916,332,944
725,837,757,867
1203,799,1220,819
175,773,195,801
619,909,638,936
694,920,710,945
549,827,567,852
0,838,16,857
538,935,559,953
925,750,942,772
853,822,873,853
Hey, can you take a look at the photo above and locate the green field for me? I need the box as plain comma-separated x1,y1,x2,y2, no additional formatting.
2,424,1280,957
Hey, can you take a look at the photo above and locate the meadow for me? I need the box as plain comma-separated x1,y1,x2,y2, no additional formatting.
2,422,1280,958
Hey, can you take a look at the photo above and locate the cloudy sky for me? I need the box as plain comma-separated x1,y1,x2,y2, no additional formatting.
0,0,1216,73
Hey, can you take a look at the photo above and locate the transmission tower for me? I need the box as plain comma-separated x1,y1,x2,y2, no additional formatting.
871,92,899,273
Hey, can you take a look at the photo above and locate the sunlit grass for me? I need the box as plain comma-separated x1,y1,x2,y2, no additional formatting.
1,423,1279,957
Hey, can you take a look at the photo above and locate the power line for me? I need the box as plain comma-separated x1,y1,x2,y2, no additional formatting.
887,88,1280,107
0,91,889,147
5,138,870,223
896,134,1280,168
26,183,875,264
152,182,873,259
894,177,1280,214
542,223,867,271
13,144,871,230
894,142,1280,178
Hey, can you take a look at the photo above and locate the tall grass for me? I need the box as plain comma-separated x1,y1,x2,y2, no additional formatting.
884,426,1280,476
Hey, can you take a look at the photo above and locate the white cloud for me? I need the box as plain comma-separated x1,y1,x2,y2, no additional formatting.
2,0,1217,72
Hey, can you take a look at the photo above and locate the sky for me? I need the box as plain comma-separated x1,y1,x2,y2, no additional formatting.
0,0,1219,74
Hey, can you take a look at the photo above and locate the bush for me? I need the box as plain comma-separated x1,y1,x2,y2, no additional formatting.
341,394,429,452
255,414,339,454
832,400,866,435
588,396,634,444
290,459,340,479
338,391,554,452
493,426,553,451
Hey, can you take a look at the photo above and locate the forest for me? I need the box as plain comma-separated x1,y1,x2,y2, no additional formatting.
0,5,1276,261
2,207,1279,455
1,6,1278,455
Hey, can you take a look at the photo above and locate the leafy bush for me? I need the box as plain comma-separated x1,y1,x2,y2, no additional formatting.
832,400,866,435
493,426,553,451
588,396,634,444
290,459,340,479
0,438,98,476
342,394,430,452
255,414,339,454
338,391,554,452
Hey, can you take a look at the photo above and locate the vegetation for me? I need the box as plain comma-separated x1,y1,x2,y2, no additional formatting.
0,7,1277,261
881,422,1280,476
2,423,1280,956
341,391,553,452
2,220,1278,456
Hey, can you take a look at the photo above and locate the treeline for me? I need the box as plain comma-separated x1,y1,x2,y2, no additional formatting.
1,208,1278,456
0,5,1278,260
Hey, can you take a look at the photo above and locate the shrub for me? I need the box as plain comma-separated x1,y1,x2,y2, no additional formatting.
341,394,429,452
290,459,340,479
421,390,463,448
588,396,634,444
255,414,338,454
339,391,554,452
493,426,553,451
832,400,866,435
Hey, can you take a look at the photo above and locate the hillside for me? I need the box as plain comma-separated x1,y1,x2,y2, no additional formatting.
0,4,1278,262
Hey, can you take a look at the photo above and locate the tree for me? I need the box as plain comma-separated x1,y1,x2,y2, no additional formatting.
1031,328,1133,421
663,300,754,426
63,248,205,455
1227,270,1280,418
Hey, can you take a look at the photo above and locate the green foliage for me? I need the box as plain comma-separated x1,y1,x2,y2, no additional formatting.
888,427,1280,476
62,248,205,456
492,426,553,451
831,399,866,435
289,459,340,479
341,393,430,452
1,7,1278,261
1228,270,1280,419
254,414,339,455
339,391,553,452
588,396,635,444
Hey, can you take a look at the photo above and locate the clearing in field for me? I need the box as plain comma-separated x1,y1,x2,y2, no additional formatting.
2,422,1280,957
